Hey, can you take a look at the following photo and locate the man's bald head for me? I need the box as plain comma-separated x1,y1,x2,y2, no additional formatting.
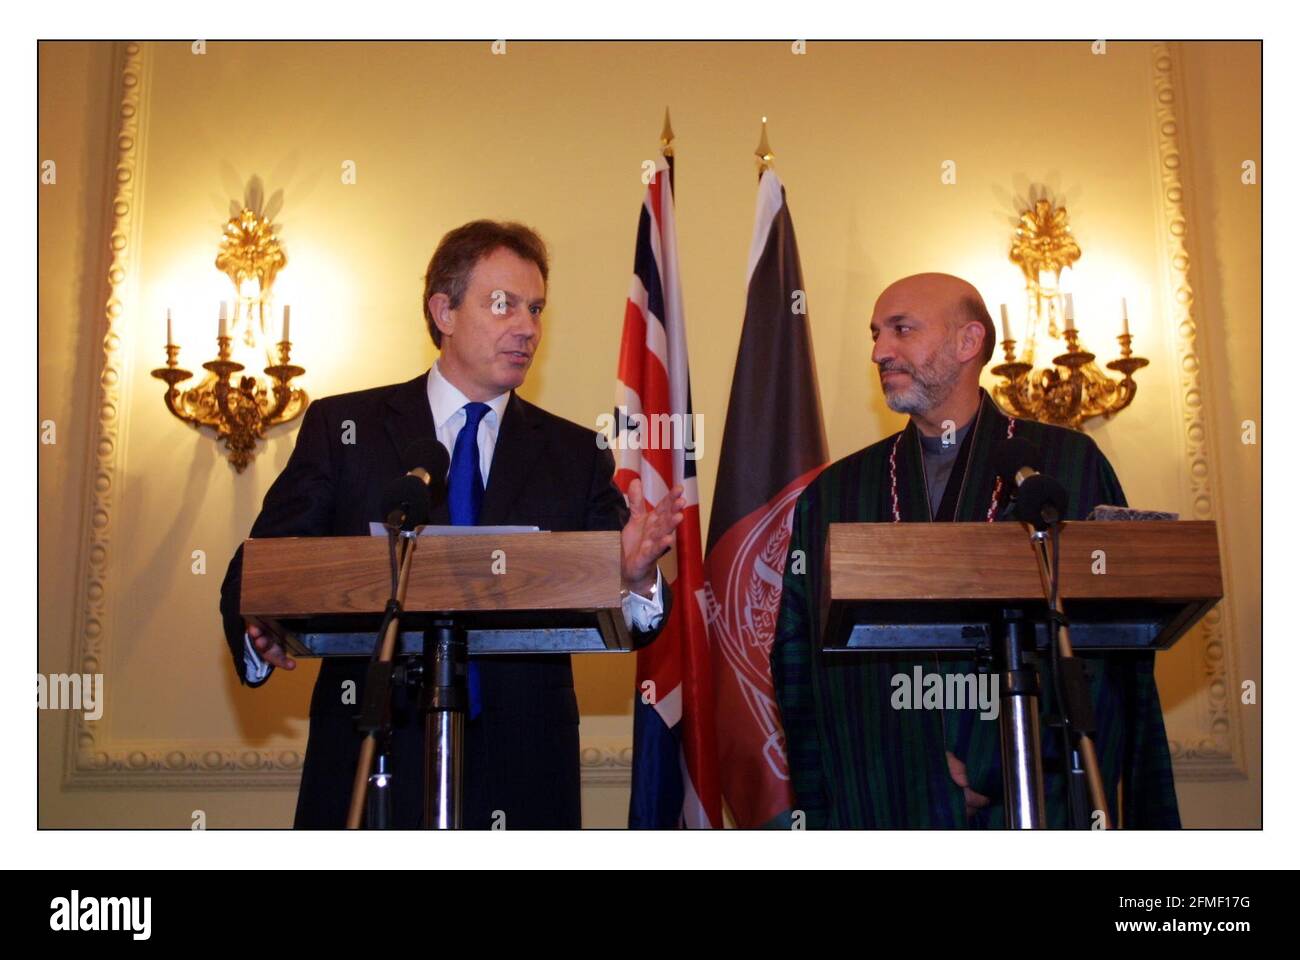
873,273,996,367
869,272,996,421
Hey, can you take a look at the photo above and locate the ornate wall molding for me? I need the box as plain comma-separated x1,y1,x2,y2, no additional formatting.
1150,41,1247,781
54,43,306,792
580,738,635,787
64,40,153,788
60,43,305,792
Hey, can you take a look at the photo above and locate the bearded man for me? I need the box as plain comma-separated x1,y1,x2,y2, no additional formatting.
771,273,1180,828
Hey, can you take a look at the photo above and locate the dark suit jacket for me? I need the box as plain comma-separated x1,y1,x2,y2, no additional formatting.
219,371,668,828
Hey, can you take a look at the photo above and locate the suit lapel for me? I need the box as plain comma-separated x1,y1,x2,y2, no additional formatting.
383,371,437,461
953,389,1014,522
382,372,453,524
895,420,931,522
480,392,547,525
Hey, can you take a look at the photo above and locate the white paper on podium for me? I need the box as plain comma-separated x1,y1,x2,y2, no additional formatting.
367,523,542,537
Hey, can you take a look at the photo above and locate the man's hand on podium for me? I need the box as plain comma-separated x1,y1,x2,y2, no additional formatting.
946,751,991,819
621,479,685,598
246,617,296,671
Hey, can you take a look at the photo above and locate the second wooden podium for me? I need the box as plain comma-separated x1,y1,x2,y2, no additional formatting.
821,520,1223,829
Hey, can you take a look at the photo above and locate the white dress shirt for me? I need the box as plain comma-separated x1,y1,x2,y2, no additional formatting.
244,362,664,681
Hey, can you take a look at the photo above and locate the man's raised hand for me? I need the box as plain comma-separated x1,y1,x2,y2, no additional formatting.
620,478,685,596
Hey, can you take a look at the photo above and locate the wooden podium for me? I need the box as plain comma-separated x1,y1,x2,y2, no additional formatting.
240,530,631,657
822,520,1223,828
824,521,1222,654
239,529,629,829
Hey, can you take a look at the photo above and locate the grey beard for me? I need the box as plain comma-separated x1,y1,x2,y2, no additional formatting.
884,381,941,415
880,342,961,415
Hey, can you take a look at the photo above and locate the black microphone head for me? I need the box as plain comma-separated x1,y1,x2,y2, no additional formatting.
403,438,450,478
995,436,1042,485
382,474,433,529
404,438,451,507
1014,474,1070,528
380,440,450,529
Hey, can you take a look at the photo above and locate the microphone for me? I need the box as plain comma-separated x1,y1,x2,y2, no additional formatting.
995,437,1069,529
381,439,451,530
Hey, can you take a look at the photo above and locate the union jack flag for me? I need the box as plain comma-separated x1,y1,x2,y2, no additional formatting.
614,151,721,829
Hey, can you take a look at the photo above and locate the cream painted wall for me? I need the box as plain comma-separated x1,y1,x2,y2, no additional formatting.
38,40,1261,828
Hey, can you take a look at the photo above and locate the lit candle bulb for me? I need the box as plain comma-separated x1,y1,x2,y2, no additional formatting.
1121,297,1130,337
218,301,228,339
1000,304,1012,342
282,304,291,343
1062,293,1075,331
166,308,174,347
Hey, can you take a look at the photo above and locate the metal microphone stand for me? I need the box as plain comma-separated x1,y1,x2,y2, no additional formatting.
422,619,469,829
1000,485,1112,830
1028,521,1112,829
996,605,1047,828
346,526,420,829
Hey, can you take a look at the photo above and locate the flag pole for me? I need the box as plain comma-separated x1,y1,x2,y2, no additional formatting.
755,116,775,180
660,106,675,191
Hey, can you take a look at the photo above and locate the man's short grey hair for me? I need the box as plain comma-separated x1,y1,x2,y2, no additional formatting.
955,296,996,367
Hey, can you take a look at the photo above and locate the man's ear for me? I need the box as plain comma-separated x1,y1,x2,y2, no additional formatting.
429,292,454,342
955,320,985,363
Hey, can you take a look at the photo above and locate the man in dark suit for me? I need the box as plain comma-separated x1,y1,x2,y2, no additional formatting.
219,220,684,828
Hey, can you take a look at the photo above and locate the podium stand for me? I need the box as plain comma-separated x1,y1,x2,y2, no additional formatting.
822,520,1222,827
240,530,628,828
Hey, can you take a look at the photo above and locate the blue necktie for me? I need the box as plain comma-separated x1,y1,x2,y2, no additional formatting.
449,402,490,719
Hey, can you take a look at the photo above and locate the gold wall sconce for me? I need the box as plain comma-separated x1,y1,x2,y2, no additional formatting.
991,197,1148,430
150,180,308,472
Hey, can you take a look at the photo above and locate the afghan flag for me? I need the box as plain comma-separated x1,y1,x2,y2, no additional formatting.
703,167,828,827
615,153,722,828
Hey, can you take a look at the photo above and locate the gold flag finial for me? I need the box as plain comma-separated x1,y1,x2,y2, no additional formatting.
755,116,775,172
660,107,675,157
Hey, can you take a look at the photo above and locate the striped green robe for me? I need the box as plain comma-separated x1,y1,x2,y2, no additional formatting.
772,390,1180,828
